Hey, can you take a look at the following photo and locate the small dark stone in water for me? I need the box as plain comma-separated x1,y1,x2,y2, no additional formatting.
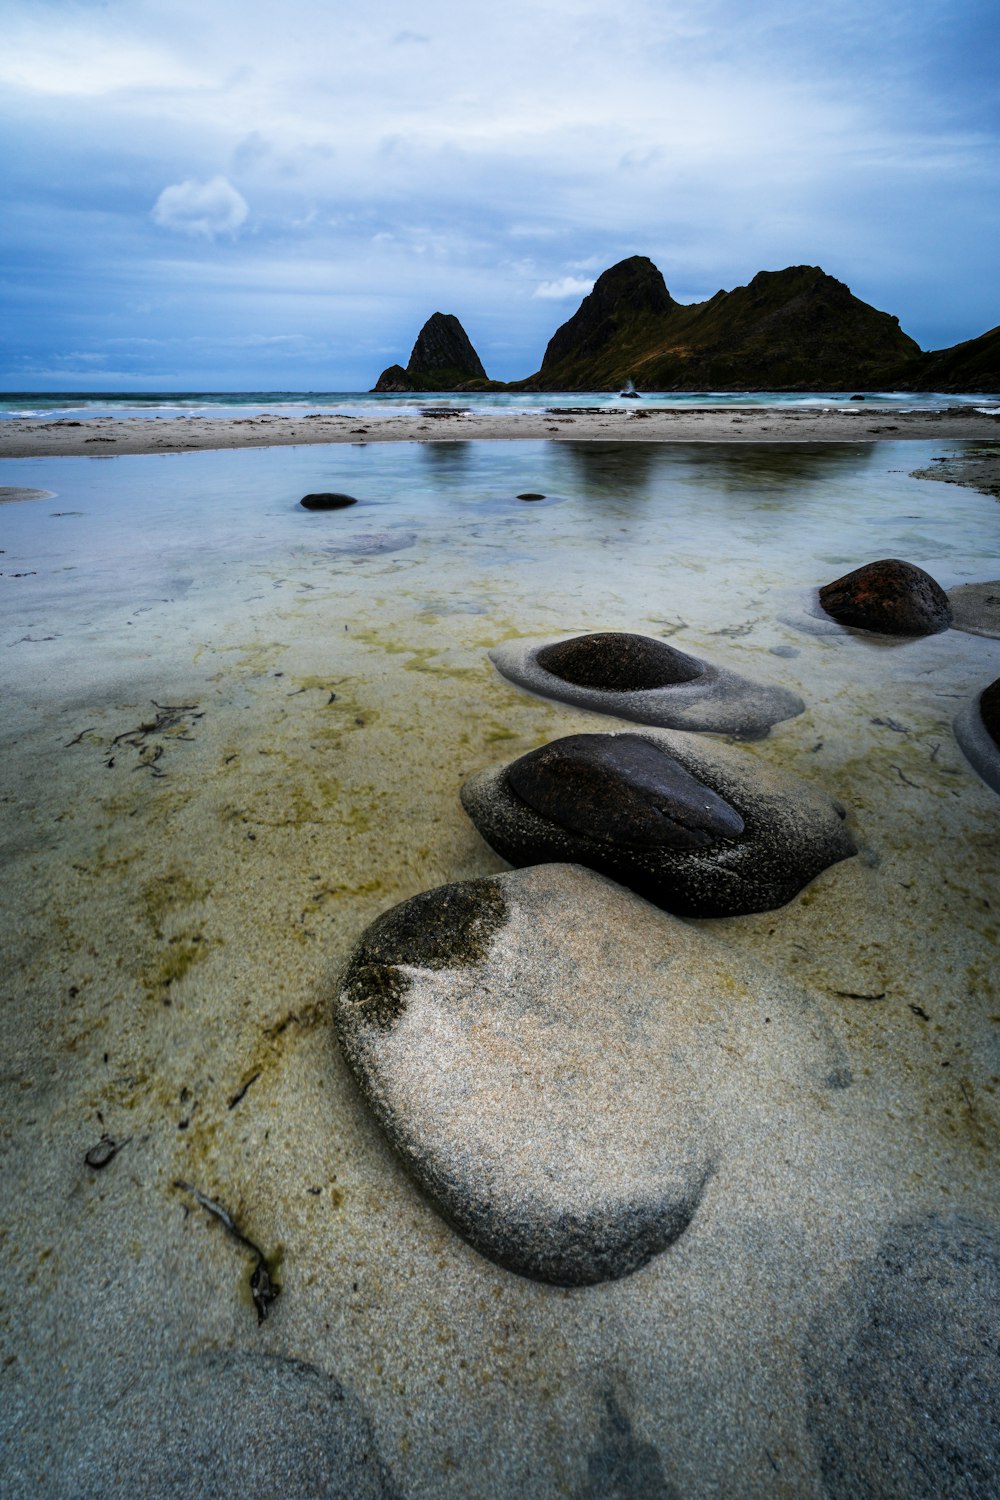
507,734,745,849
300,492,358,510
537,632,703,691
516,491,546,501
980,678,1000,750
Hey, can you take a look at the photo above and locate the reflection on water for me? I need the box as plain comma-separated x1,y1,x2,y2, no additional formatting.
560,439,878,497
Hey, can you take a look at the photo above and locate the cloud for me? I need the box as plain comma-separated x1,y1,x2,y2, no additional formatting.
533,276,595,300
152,176,249,239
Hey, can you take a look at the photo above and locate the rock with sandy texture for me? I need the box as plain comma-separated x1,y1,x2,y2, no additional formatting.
818,558,952,635
804,1212,1000,1498
954,678,1000,795
333,864,852,1286
461,729,856,917
948,580,1000,639
489,631,803,739
300,491,358,510
67,1350,398,1499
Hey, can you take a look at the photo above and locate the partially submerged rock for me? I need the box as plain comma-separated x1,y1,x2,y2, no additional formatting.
68,1351,398,1499
489,631,804,739
300,491,358,510
804,1212,1000,1499
947,580,1000,640
818,558,952,635
333,864,852,1286
954,677,1000,795
461,729,856,917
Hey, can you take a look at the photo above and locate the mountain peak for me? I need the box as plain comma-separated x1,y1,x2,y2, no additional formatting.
372,312,487,392
537,257,675,381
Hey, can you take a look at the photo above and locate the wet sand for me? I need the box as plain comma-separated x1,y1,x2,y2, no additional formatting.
1,403,999,459
1,437,998,1496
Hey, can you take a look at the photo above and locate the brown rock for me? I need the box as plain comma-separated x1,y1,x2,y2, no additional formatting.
536,632,703,690
818,559,952,635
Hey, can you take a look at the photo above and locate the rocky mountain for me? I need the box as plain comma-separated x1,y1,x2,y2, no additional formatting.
896,324,1000,392
516,257,922,391
372,312,490,392
369,262,999,393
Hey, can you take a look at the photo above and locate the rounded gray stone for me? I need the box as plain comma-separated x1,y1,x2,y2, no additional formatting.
461,728,856,918
954,682,1000,796
489,633,804,740
65,1350,398,1499
948,580,1000,639
334,864,852,1286
804,1212,1000,1499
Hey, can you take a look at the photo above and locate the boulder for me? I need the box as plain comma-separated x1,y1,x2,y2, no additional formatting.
333,864,851,1286
947,580,1000,640
818,558,952,635
804,1213,1000,1498
461,729,855,917
489,631,804,739
66,1351,398,1499
300,491,358,510
953,677,1000,795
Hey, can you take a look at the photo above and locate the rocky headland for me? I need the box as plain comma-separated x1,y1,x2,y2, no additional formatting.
371,255,1000,393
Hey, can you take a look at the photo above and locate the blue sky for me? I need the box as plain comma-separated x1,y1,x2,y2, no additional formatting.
1,0,998,389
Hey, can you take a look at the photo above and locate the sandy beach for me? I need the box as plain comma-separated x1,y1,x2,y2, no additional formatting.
1,431,998,1496
1,402,999,460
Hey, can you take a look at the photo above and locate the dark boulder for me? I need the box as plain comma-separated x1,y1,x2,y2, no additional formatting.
818,558,952,635
536,631,703,690
508,734,744,850
954,676,1000,795
804,1213,1000,1499
300,491,358,510
461,727,856,917
980,678,1000,750
67,1350,398,1499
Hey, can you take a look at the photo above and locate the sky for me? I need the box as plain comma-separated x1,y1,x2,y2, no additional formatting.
1,0,998,389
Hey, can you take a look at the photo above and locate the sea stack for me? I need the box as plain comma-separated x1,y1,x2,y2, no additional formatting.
372,312,489,392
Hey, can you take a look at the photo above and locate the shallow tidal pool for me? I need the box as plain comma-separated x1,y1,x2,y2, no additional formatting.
1,439,998,1497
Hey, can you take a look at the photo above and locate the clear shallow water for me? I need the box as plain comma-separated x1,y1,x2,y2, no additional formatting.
1,439,998,1499
1,388,997,420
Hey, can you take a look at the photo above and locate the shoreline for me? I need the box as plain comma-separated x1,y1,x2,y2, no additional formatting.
1,403,999,459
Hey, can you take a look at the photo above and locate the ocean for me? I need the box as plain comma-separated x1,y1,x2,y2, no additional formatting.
1,387,998,421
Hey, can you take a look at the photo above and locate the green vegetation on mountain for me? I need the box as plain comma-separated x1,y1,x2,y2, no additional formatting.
516,257,921,391
896,324,1000,392
369,258,999,393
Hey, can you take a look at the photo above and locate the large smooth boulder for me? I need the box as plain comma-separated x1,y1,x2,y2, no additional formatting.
65,1351,398,1499
460,729,856,917
804,1213,1000,1498
818,558,952,635
333,864,851,1286
954,677,1000,795
489,631,804,739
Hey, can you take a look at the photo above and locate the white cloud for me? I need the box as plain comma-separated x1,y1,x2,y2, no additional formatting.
152,176,249,239
533,276,595,300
